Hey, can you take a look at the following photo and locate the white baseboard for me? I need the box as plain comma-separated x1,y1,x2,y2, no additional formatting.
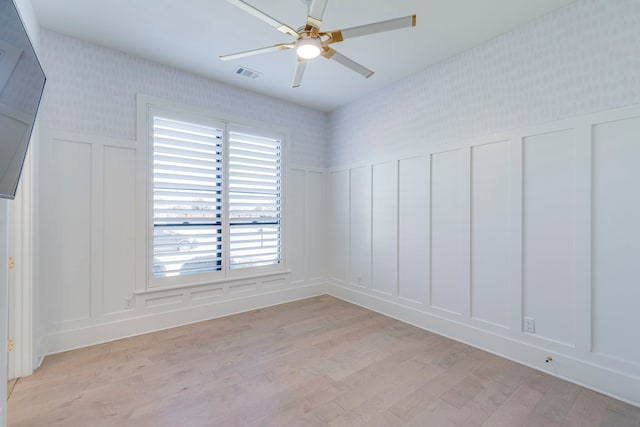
328,283,640,408
44,283,326,356
40,280,640,408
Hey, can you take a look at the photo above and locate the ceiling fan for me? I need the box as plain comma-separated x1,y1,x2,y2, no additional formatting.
220,0,416,87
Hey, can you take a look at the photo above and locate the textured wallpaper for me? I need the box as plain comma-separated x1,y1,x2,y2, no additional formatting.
35,0,640,170
328,0,640,167
37,30,328,168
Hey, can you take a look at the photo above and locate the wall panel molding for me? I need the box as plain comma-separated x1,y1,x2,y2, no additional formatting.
371,161,398,297
470,140,511,329
37,129,328,355
45,283,325,355
326,103,640,408
591,115,640,367
328,283,640,408
430,148,467,316
522,128,577,347
397,156,430,306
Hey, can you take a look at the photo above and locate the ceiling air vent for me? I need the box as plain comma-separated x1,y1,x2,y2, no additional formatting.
235,66,261,79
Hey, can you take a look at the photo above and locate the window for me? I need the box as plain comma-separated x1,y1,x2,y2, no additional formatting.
149,108,282,283
228,129,282,269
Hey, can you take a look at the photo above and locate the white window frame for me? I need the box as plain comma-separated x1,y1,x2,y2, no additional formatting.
139,96,288,289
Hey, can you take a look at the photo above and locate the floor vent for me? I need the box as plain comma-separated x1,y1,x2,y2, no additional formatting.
235,66,261,79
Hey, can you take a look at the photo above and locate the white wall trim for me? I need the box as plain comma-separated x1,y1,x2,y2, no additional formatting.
44,282,326,355
324,103,640,409
327,282,640,408
37,126,328,358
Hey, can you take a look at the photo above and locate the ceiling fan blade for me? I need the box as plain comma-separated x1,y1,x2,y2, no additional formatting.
323,48,374,78
226,0,300,38
326,14,416,43
292,60,307,88
307,0,328,29
219,43,294,61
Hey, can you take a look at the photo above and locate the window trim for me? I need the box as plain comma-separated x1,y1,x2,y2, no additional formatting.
138,95,289,289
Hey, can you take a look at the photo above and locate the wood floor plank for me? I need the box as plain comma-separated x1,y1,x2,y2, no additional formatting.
7,296,640,426
563,389,610,427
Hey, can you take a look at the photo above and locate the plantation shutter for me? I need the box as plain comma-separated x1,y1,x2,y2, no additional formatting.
152,115,224,277
228,129,281,269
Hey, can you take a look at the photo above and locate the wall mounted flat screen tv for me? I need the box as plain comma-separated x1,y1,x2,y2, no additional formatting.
0,0,45,200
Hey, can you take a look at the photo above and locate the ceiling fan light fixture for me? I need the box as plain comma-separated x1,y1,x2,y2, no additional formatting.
295,37,322,59
222,0,417,88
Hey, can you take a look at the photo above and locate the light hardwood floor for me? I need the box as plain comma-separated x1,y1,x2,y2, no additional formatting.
8,296,640,426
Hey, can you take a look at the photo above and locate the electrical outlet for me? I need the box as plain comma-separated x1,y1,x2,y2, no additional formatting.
523,317,536,333
124,298,134,310
357,277,363,286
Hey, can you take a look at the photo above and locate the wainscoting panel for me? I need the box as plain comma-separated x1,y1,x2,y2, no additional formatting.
522,129,576,347
430,149,467,316
470,141,511,329
397,156,430,306
329,170,349,284
288,168,306,284
592,115,640,365
327,105,640,407
306,170,326,282
38,130,326,354
41,137,93,324
371,161,398,296
349,166,372,288
102,145,137,315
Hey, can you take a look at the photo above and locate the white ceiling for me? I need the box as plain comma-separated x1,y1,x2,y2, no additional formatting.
30,0,575,112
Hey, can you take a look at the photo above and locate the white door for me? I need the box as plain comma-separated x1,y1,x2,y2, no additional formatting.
1,199,10,427
6,149,35,383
